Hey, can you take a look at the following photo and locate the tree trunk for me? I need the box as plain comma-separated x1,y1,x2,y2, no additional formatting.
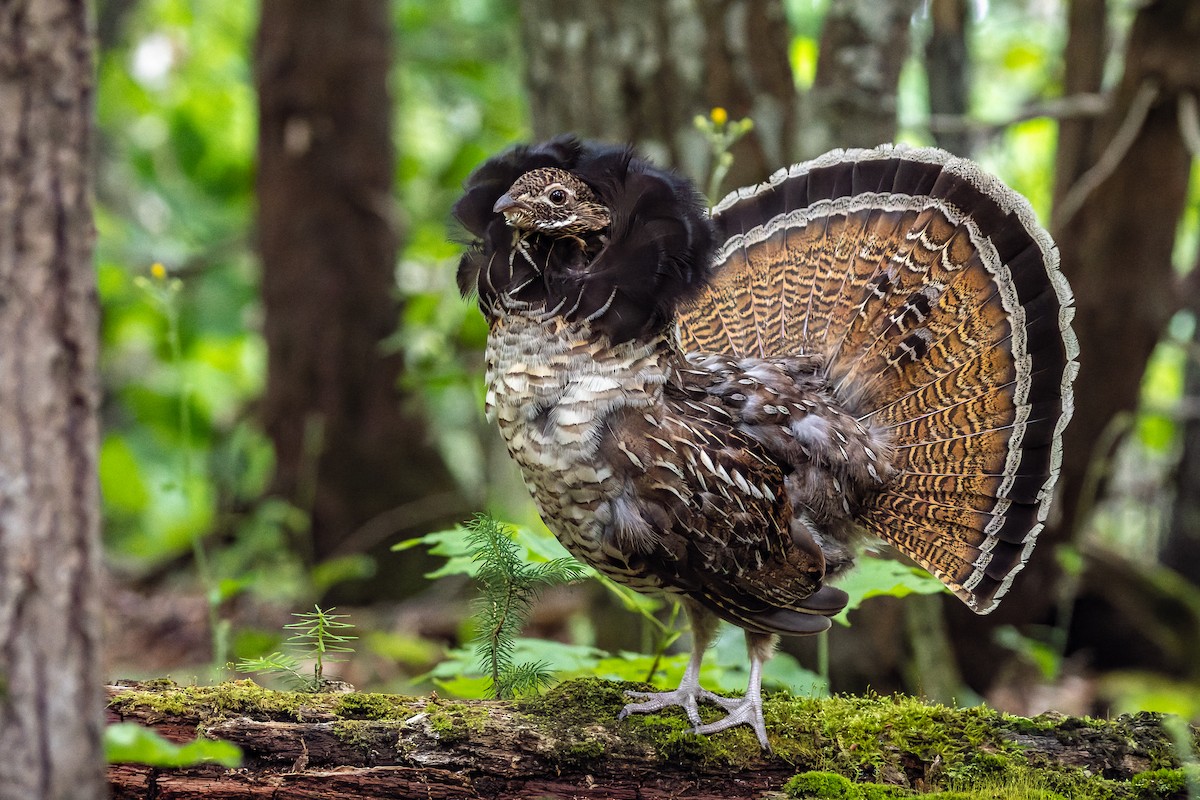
106,680,1193,799
924,0,971,156
0,2,106,798
518,0,797,195
1053,0,1108,211
801,0,921,158
1161,251,1200,581
255,0,464,598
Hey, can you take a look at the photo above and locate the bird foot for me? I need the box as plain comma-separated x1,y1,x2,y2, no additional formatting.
618,686,704,727
690,692,770,750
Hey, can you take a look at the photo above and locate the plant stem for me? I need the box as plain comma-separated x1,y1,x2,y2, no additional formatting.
643,600,682,684
817,630,830,695
164,291,225,674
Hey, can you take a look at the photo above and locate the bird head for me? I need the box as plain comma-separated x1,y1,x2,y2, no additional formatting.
454,137,717,343
491,168,611,236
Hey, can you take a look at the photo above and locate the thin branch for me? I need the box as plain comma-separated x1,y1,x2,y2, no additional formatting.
1052,79,1160,232
926,92,1109,137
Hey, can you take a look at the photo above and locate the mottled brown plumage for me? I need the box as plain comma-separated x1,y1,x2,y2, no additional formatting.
454,138,1078,748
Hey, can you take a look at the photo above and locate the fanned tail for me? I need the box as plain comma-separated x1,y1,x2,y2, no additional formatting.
677,145,1079,614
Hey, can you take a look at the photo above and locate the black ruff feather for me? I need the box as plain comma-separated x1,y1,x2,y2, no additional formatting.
454,137,716,343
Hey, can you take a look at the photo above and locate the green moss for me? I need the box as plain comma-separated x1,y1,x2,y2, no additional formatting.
1130,768,1186,799
784,771,860,798
518,676,629,721
557,736,607,766
763,691,1014,779
784,771,916,799
330,719,379,750
424,702,490,744
860,785,915,799
332,692,412,720
107,680,419,724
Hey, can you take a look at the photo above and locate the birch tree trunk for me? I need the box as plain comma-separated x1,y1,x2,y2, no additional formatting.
0,1,106,797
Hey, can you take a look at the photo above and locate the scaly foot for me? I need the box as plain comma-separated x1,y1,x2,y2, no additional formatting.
618,686,704,726
691,691,770,750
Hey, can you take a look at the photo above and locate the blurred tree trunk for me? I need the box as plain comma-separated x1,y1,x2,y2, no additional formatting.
1163,256,1200,581
1053,0,1108,211
924,0,971,156
801,0,921,158
947,0,1200,686
256,0,463,599
1052,0,1199,593
96,0,139,49
0,1,106,797
518,0,796,195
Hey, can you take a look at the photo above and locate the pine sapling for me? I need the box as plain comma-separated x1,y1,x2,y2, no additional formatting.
236,605,356,691
465,514,584,699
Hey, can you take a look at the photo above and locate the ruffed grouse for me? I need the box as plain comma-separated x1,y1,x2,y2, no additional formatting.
454,136,1078,748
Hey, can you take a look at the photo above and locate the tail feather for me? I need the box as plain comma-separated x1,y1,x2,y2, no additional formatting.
677,145,1077,614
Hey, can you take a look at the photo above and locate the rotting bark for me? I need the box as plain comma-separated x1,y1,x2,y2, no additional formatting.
106,679,1193,800
0,1,106,798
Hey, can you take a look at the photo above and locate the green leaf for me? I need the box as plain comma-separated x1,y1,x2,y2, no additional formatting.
310,554,376,592
105,723,242,768
431,674,493,699
834,556,947,625
396,521,586,579
394,527,481,579
98,434,149,513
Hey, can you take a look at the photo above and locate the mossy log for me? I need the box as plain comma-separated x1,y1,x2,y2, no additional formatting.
106,678,1194,799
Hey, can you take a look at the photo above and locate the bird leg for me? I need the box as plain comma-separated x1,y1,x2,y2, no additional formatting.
690,631,777,750
617,601,718,727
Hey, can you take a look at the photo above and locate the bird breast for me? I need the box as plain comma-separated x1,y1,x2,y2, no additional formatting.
484,311,673,582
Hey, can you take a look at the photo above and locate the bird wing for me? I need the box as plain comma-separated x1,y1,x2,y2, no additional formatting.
597,401,847,635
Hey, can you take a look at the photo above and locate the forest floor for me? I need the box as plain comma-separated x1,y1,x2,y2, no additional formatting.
106,676,1197,800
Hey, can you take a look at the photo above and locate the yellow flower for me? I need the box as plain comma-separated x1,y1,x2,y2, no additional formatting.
710,107,728,126
150,262,167,280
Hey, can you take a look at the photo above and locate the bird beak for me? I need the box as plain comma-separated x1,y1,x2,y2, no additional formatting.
493,193,522,214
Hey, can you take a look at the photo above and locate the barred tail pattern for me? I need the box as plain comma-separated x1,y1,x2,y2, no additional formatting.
677,145,1079,613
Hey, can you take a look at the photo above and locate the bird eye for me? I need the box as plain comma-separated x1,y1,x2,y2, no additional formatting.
547,188,568,205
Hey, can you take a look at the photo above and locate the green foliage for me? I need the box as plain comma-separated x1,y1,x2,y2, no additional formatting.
236,605,356,691
94,0,529,611
105,722,242,768
425,627,826,701
834,554,948,625
462,515,585,698
694,107,756,201
1131,769,1189,800
785,771,863,798
405,518,954,699
403,517,827,700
